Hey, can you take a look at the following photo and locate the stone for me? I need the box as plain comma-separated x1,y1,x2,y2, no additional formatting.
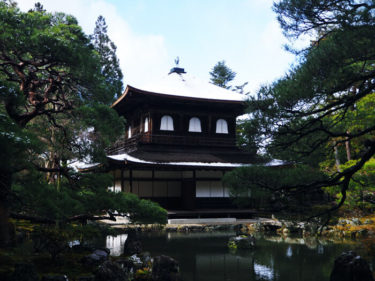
139,251,153,266
128,254,143,270
81,248,109,266
356,229,369,238
330,251,374,281
123,234,142,256
152,255,180,281
364,219,374,225
41,275,69,281
116,259,135,275
10,263,39,281
338,219,350,226
351,218,361,226
94,260,129,281
228,235,256,250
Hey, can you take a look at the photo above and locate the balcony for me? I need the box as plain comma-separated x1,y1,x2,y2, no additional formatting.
106,133,236,155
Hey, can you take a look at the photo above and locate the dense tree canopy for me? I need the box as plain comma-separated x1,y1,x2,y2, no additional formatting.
0,2,166,246
225,0,375,216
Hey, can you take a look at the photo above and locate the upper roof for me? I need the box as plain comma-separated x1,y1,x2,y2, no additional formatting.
141,72,246,102
112,72,247,108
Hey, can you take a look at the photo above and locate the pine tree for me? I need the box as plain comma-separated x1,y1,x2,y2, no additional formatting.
209,61,236,89
91,15,123,100
225,0,375,216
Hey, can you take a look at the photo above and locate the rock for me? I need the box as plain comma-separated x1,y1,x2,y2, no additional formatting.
81,248,109,266
228,235,255,250
234,224,247,235
116,259,135,275
330,251,374,281
356,229,369,238
351,218,361,226
10,263,39,281
139,251,153,266
152,255,180,281
338,219,351,226
41,275,69,281
128,254,143,270
123,232,142,256
282,222,301,233
94,260,129,281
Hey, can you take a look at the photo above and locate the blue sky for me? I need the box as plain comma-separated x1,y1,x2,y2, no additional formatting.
17,0,297,94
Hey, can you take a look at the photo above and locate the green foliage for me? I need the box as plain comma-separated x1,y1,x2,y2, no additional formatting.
11,171,167,224
223,165,328,208
232,0,375,212
0,1,167,238
32,226,71,260
91,15,123,100
325,158,375,211
209,61,236,89
227,240,237,250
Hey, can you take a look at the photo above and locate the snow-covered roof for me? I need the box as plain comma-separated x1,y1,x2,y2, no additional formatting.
107,153,286,168
108,153,248,167
133,72,246,102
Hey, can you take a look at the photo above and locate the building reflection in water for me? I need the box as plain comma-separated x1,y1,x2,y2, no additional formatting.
253,262,275,280
286,245,292,258
106,234,128,256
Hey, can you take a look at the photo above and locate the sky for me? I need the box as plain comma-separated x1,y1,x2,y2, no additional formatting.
16,0,297,94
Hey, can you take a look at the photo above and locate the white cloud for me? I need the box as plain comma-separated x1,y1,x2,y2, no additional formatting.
16,0,169,89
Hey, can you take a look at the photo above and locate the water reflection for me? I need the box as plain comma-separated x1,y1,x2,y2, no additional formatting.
253,262,275,280
106,234,128,256
286,246,292,258
137,232,356,281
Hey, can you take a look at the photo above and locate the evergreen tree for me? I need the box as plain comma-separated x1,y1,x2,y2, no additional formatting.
224,0,375,216
0,2,166,246
209,61,236,89
91,15,123,100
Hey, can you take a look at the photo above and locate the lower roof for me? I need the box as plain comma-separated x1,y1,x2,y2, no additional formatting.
107,152,285,169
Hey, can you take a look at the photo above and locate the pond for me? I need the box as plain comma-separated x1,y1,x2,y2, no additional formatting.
105,231,359,281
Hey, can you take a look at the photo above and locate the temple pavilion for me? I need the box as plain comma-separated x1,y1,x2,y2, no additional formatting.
106,66,282,214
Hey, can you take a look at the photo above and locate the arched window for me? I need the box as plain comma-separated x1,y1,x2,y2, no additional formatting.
188,117,202,132
144,117,149,133
128,125,132,138
160,115,174,131
216,119,228,134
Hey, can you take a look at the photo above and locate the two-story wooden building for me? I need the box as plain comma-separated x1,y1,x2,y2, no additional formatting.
106,67,277,212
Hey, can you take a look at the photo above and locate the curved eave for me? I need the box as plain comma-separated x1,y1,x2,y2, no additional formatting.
107,154,249,170
111,85,247,110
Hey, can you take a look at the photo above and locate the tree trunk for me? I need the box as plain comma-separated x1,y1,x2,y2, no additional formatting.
334,141,341,171
0,170,12,247
345,131,351,162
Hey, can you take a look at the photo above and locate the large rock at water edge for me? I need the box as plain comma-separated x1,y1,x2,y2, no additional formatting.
330,251,374,281
152,255,180,281
81,248,110,266
94,260,129,281
228,235,255,250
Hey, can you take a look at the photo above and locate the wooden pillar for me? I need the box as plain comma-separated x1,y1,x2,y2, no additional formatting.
121,167,124,192
129,169,133,193
152,169,155,197
208,115,212,134
112,170,115,191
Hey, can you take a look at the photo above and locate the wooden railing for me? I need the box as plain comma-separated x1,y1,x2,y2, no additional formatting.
141,134,235,147
106,133,236,155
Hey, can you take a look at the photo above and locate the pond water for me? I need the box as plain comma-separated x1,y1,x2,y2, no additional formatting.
106,231,359,281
